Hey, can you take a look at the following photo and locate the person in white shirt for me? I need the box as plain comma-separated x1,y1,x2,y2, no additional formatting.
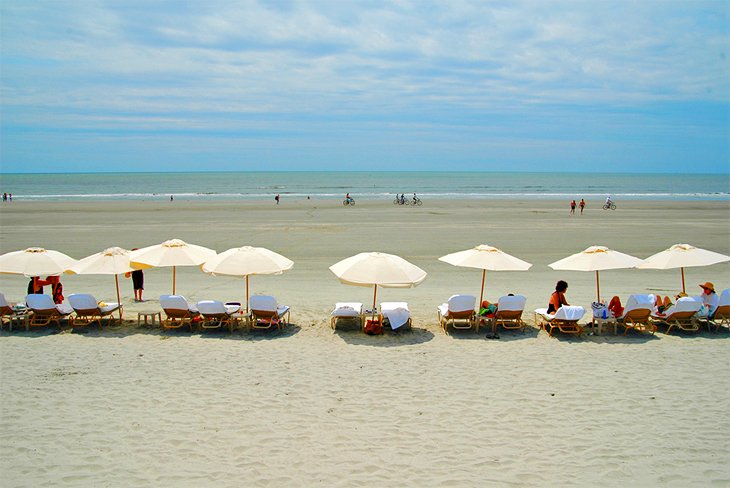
698,281,719,317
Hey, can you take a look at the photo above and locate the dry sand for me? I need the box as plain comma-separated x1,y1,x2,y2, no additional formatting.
1,198,729,487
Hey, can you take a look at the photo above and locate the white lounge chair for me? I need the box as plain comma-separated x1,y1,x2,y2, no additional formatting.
493,295,528,333
380,302,411,331
651,296,701,334
616,294,656,335
534,305,586,337
330,302,364,330
68,293,121,329
196,300,239,332
709,288,730,332
25,294,73,329
437,294,476,333
249,295,290,331
160,295,199,331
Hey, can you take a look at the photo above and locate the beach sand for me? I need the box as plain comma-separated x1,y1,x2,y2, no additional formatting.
1,198,729,486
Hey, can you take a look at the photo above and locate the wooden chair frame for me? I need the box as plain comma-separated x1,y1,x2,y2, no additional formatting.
251,308,290,331
71,306,119,329
493,310,526,333
438,309,476,333
652,311,699,334
162,308,198,332
618,309,656,335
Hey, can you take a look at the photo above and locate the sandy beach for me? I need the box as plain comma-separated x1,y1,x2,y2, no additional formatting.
1,198,729,486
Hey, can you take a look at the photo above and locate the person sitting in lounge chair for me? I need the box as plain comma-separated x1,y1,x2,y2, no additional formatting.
547,280,569,314
697,282,719,318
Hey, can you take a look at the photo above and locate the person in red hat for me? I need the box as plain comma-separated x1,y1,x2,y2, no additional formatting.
699,282,719,317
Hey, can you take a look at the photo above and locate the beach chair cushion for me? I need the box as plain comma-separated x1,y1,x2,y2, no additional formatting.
381,302,410,330
331,302,363,317
26,294,73,315
718,289,730,307
196,300,238,316
249,295,289,317
496,294,527,312
160,295,198,313
68,293,120,314
437,294,475,317
620,294,655,318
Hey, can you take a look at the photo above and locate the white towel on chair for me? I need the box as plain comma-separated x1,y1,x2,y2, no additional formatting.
383,307,409,330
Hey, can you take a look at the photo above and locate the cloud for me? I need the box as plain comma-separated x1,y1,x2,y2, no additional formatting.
0,0,728,171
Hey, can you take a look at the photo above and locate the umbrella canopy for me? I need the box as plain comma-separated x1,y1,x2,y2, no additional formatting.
66,246,134,320
329,252,427,313
0,247,77,277
438,244,532,308
202,246,294,311
637,243,730,293
129,239,216,294
549,245,643,302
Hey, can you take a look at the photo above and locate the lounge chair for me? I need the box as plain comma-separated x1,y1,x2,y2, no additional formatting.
651,297,701,334
709,288,730,332
493,295,528,333
437,294,476,333
534,305,586,337
160,295,199,332
616,294,657,335
330,302,364,330
0,292,14,328
25,294,73,329
249,295,290,331
196,300,239,332
380,302,411,331
68,293,122,329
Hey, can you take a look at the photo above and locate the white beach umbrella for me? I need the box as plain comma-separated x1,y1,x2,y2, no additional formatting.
637,243,730,293
0,247,77,277
202,246,294,311
129,239,216,294
549,245,643,302
329,252,427,316
66,246,134,320
438,244,532,308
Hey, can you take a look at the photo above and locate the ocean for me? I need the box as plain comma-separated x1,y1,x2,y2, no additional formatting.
0,172,727,202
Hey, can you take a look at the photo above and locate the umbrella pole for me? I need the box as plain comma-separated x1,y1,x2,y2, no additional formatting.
172,266,176,295
479,269,486,308
115,274,122,321
372,285,378,320
596,270,600,302
680,267,685,294
245,275,250,312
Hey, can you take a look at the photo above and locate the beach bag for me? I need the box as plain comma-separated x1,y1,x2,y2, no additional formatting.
364,318,382,335
591,301,610,319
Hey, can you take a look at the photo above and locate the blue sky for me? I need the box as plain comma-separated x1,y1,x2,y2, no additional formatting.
1,0,728,173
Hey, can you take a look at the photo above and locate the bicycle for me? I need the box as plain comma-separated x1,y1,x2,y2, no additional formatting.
410,197,423,206
602,202,616,210
343,198,355,206
393,198,405,205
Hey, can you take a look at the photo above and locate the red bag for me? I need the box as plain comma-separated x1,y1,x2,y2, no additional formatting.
364,319,382,335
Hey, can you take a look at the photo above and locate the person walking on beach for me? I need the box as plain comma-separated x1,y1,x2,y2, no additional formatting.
579,198,585,215
570,199,576,215
275,194,280,205
2,193,6,202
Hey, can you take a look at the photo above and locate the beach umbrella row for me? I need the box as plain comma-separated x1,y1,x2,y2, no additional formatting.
1,242,728,317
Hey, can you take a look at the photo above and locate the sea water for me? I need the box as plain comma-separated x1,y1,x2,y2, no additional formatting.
0,171,727,202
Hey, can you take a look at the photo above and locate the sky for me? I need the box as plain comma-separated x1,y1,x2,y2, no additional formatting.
0,0,728,173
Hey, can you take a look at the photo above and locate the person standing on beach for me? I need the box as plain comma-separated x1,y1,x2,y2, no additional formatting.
579,198,585,214
275,194,280,204
2,193,6,202
570,199,576,215
125,249,145,302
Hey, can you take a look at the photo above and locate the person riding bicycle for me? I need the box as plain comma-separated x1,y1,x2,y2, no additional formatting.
605,195,614,208
346,193,353,204
400,193,405,204
412,193,418,204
